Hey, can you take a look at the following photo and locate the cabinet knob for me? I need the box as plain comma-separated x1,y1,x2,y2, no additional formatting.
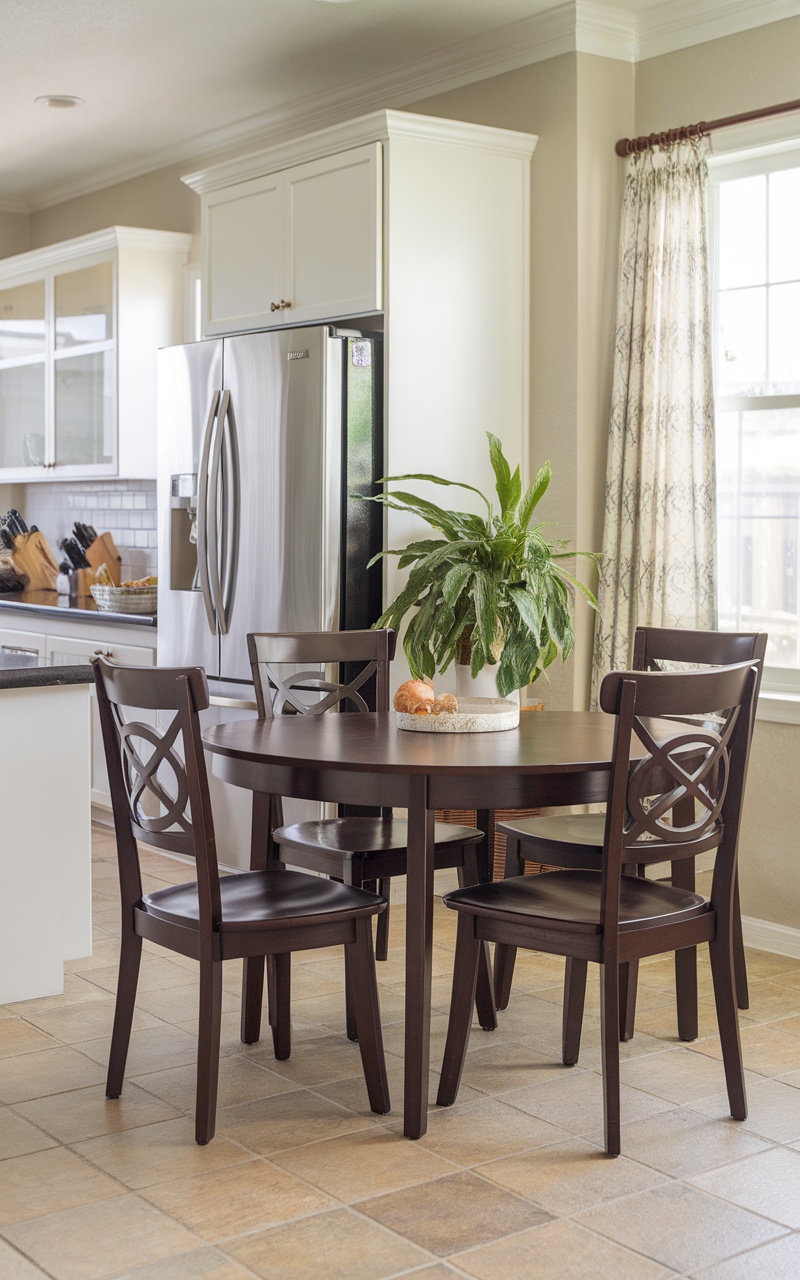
270,299,292,312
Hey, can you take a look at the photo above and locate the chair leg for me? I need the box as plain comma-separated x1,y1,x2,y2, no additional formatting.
671,857,699,1041
493,946,517,1011
347,916,391,1115
619,960,639,1042
268,954,292,1060
437,913,481,1107
241,956,265,1045
733,873,749,1011
195,955,223,1145
458,855,497,1032
106,930,142,1099
344,945,359,1043
599,960,621,1157
375,880,391,961
562,957,587,1066
708,936,747,1121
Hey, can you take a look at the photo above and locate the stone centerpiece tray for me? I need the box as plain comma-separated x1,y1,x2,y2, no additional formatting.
397,696,520,733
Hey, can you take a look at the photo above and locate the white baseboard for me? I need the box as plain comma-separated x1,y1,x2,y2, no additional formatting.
742,916,800,959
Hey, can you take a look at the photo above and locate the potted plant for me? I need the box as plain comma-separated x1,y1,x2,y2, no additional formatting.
366,433,598,701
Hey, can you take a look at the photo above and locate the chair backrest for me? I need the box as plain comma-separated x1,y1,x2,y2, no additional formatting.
93,658,222,925
247,629,394,720
632,627,767,698
598,661,759,935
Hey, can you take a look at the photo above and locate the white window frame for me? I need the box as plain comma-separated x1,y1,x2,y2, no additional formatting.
708,119,800,724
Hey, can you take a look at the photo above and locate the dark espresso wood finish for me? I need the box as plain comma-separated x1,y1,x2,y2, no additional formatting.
437,662,759,1156
203,709,630,1139
495,628,767,1041
94,659,390,1146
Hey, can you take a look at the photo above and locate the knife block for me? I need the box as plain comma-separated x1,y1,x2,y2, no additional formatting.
85,533,122,585
11,531,59,591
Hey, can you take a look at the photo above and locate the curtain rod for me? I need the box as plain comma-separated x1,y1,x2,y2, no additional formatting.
615,96,800,157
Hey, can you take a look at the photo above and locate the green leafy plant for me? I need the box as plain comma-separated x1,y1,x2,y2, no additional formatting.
365,433,599,697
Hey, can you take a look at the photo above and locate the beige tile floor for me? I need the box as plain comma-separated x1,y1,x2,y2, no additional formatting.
1,827,800,1279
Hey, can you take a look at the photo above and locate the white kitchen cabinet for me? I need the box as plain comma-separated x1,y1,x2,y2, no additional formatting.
44,631,155,811
0,227,192,482
199,142,381,336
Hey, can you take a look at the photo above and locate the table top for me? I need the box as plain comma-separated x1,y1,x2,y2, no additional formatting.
202,709,621,777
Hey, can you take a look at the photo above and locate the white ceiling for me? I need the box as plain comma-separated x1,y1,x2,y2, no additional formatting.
3,0,798,212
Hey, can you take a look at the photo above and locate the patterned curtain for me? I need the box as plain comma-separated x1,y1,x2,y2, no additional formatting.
591,137,716,701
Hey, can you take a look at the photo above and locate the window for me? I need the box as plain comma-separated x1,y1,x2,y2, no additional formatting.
711,152,800,691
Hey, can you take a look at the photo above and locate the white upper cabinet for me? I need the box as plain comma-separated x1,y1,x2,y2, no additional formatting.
201,142,381,336
0,227,192,482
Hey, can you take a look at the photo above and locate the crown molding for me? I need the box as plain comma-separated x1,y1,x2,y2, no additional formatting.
0,226,193,277
183,110,537,196
636,0,800,62
575,3,637,61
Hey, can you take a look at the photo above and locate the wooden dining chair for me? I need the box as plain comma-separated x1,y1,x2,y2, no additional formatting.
493,628,767,1044
247,628,495,1040
437,659,759,1156
93,657,390,1145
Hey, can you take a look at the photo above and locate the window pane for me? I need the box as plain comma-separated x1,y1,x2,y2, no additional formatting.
718,175,766,289
715,410,740,631
54,351,113,466
0,363,45,468
768,282,800,393
718,408,800,669
769,167,800,284
0,280,46,360
55,262,113,349
716,286,766,394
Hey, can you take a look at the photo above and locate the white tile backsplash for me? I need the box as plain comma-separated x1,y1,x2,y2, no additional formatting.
19,479,158,581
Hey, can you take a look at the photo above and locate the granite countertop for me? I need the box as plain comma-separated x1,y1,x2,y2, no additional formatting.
0,589,156,628
0,664,94,691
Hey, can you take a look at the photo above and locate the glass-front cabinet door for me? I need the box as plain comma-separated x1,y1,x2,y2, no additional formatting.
0,255,117,479
0,278,48,472
53,261,115,470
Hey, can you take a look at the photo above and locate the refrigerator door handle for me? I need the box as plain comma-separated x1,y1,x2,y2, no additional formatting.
207,389,231,634
196,389,221,635
219,393,241,636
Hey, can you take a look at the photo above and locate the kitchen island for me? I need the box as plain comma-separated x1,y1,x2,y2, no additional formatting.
0,663,94,1002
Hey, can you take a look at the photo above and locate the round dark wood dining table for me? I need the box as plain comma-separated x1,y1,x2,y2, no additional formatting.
202,709,620,1139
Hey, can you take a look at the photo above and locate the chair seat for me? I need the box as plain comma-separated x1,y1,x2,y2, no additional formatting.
274,817,482,857
497,812,605,850
142,868,386,932
444,869,709,933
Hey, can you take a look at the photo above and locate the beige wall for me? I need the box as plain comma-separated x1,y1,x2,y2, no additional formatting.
28,162,199,251
0,212,31,259
635,15,800,135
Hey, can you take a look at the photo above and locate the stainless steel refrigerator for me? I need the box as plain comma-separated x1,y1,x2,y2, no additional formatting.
157,325,383,866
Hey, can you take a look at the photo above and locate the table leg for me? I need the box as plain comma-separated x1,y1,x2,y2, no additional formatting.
404,774,435,1139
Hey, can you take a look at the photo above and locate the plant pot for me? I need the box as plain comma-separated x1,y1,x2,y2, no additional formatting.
454,663,520,727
